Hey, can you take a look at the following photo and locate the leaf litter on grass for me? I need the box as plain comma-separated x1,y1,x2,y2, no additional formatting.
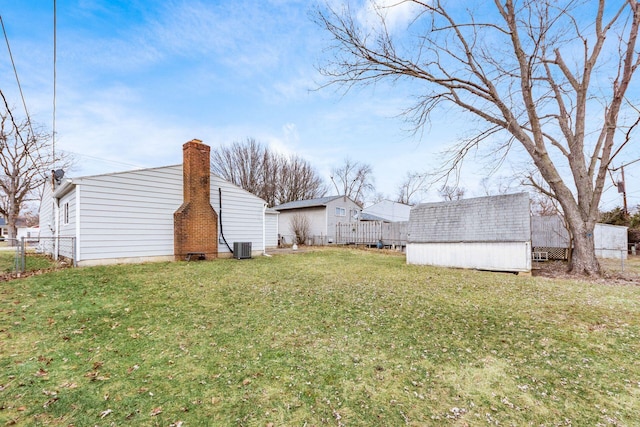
1,248,640,426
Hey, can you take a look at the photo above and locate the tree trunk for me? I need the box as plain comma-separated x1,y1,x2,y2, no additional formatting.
566,216,600,276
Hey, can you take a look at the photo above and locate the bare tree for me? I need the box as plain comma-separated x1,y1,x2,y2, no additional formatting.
277,154,327,205
396,171,428,205
0,109,61,242
330,157,374,205
210,138,266,200
316,0,640,276
289,212,311,245
211,138,326,207
438,185,466,202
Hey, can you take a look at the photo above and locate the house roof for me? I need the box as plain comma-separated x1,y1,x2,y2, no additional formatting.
358,212,388,221
274,195,346,211
363,199,412,222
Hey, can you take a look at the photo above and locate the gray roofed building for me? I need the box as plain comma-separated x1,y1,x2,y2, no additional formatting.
274,195,361,245
273,196,345,211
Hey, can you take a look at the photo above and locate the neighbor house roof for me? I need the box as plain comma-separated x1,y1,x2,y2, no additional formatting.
358,212,388,221
274,195,346,211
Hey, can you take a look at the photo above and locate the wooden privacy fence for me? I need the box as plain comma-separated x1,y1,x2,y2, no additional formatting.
335,221,407,248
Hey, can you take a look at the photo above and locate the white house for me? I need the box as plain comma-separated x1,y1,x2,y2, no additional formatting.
274,195,361,245
39,139,274,266
362,200,411,222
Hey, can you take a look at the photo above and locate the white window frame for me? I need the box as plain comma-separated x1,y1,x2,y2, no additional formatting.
63,202,70,225
335,207,346,217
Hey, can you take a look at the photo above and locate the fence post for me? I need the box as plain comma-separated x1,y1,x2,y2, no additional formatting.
20,237,25,273
73,237,77,267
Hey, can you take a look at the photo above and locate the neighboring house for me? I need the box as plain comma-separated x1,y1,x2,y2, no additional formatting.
362,200,411,222
17,226,39,240
0,218,7,240
357,212,388,222
407,193,532,273
39,139,272,266
274,195,361,245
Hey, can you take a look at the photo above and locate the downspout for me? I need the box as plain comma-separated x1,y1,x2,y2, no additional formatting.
218,188,233,254
262,203,270,257
54,197,60,261
74,185,80,266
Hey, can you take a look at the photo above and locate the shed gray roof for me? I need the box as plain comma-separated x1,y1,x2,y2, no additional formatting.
408,192,531,243
274,195,345,211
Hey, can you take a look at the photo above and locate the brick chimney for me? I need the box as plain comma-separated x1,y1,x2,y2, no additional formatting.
174,139,218,260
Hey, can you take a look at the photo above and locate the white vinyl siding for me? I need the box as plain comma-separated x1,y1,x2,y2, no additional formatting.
76,166,183,261
38,184,54,239
325,198,361,242
363,200,411,222
278,207,326,244
39,164,267,265
265,211,279,248
58,192,77,238
211,176,266,254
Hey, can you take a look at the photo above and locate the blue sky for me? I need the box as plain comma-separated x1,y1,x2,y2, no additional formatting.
1,0,638,210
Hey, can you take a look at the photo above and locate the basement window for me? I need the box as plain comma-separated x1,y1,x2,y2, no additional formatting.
335,207,346,217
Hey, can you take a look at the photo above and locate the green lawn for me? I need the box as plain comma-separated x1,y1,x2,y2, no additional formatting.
1,248,639,426
0,250,60,275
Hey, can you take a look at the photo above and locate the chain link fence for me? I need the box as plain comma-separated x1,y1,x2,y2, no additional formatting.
2,237,76,274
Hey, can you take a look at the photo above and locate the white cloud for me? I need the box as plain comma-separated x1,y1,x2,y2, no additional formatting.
356,0,423,34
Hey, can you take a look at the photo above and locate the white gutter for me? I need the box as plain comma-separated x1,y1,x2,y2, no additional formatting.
262,203,269,256
75,185,81,264
53,178,74,198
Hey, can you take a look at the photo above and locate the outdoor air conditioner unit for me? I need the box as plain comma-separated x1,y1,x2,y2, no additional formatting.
233,242,252,259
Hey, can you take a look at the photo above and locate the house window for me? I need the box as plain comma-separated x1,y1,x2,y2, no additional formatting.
63,202,69,225
335,207,346,217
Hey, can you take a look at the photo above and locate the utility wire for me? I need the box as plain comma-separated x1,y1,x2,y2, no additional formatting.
0,14,35,138
53,0,57,163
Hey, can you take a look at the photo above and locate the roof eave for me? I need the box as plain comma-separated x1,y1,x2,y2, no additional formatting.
52,179,75,198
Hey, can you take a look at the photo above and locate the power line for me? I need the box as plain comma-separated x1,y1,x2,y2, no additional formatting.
53,0,57,163
0,14,35,138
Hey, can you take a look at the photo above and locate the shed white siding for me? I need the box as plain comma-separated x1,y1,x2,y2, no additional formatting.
531,216,628,260
594,223,627,259
407,241,531,271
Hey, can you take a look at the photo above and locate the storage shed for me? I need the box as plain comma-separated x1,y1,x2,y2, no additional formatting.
532,215,627,260
407,193,532,273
